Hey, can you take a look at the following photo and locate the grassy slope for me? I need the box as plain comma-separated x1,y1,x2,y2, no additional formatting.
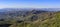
19,12,60,27
0,12,59,27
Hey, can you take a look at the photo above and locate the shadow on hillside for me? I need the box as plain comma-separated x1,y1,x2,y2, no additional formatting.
0,24,11,27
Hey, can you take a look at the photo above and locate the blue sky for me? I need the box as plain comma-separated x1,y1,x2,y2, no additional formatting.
0,0,60,8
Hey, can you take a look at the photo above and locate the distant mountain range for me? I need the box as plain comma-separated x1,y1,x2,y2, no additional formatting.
0,8,59,21
0,8,60,27
0,8,60,12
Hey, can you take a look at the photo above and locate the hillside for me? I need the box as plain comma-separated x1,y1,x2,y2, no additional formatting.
0,8,60,27
9,11,60,27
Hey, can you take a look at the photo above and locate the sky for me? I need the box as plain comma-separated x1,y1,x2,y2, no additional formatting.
0,0,60,8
